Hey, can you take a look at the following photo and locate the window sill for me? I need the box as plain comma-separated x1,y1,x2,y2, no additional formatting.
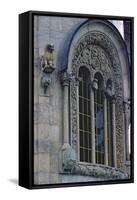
60,160,129,180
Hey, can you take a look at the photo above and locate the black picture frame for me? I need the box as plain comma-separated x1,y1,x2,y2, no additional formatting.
19,10,134,189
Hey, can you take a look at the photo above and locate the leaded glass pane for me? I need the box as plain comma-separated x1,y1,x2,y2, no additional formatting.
94,73,104,164
79,67,91,163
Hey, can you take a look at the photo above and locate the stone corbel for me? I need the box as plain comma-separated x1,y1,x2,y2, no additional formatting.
41,75,51,95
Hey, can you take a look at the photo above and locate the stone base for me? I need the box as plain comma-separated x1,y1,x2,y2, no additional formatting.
59,143,76,173
125,160,131,177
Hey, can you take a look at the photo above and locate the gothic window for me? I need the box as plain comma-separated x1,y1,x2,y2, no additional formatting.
66,23,129,176
79,67,91,162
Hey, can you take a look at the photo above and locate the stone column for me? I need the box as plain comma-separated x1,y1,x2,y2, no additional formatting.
75,77,81,160
62,76,69,144
103,92,108,166
123,100,131,161
90,80,97,164
59,72,76,173
112,96,117,168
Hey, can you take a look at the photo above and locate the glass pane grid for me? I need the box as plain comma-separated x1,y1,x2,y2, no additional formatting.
94,83,104,165
107,97,113,166
79,67,91,163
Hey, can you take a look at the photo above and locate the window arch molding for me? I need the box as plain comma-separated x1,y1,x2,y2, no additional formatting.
59,20,130,177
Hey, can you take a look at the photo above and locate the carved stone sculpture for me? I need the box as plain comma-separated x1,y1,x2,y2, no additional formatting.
41,44,55,73
40,44,56,95
41,75,51,94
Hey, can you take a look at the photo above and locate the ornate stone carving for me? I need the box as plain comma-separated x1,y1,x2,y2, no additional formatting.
60,72,70,86
70,31,124,167
61,160,128,179
60,72,81,87
70,77,78,150
40,75,51,94
59,143,76,173
40,44,56,95
123,100,131,117
123,100,131,162
73,44,111,77
41,44,55,73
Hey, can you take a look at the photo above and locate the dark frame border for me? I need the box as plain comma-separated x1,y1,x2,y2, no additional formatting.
19,10,134,189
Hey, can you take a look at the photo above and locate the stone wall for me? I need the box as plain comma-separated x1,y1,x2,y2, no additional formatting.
34,16,87,184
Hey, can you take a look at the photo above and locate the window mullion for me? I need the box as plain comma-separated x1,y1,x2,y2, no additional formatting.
104,92,108,166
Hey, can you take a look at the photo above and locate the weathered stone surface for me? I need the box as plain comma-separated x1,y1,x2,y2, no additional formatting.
60,174,107,183
60,161,128,180
49,173,59,184
34,171,50,185
34,123,50,140
35,139,50,153
34,153,39,173
50,154,60,173
38,153,50,172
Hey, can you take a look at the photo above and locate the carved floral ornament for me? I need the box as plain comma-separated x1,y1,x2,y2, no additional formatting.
70,32,124,98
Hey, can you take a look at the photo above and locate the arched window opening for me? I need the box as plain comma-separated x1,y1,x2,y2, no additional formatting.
79,67,91,162
94,73,104,164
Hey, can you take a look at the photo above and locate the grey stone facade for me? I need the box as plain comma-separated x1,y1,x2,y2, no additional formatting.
34,16,131,185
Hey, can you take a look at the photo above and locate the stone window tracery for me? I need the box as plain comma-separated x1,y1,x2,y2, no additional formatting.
69,32,122,168
60,27,129,179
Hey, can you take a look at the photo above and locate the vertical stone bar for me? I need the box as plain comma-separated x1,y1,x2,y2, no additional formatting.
112,96,117,168
62,75,69,144
103,93,108,165
90,83,95,164
75,78,80,160
123,101,130,161
59,72,76,173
